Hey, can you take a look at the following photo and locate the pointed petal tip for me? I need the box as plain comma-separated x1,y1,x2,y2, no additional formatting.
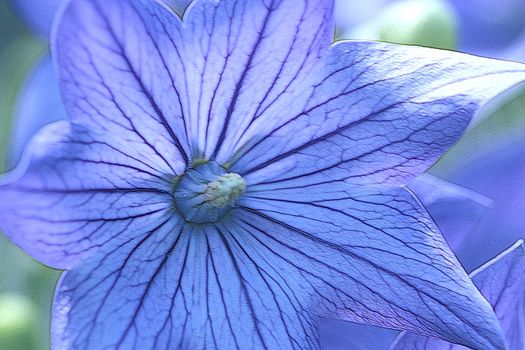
391,239,525,350
470,238,525,278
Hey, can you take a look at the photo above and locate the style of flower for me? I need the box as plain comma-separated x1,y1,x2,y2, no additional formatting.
2,0,525,349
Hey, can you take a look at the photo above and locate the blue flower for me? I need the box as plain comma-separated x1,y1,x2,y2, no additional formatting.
8,0,189,37
448,0,525,57
7,59,495,349
437,132,525,271
8,56,67,168
2,0,525,348
9,0,63,38
392,239,525,350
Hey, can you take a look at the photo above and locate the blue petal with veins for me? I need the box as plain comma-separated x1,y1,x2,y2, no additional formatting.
1,0,525,349
232,41,525,187
391,239,525,350
0,121,174,269
318,174,493,350
240,183,503,348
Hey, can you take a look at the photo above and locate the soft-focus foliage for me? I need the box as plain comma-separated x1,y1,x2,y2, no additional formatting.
378,0,458,50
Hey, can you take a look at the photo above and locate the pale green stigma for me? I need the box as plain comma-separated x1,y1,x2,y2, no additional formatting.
205,173,246,208
173,161,246,224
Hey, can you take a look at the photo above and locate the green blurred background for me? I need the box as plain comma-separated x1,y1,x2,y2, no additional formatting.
0,2,59,349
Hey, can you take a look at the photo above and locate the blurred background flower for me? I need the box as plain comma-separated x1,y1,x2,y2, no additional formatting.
0,0,524,349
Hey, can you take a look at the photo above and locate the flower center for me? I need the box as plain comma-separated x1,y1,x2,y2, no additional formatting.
173,161,245,224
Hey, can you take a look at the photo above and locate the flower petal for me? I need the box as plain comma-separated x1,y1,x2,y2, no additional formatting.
318,174,492,349
449,0,525,55
391,240,525,350
9,0,62,37
52,223,320,349
319,320,397,350
181,0,334,159
54,0,190,172
408,174,492,251
442,133,525,271
8,55,67,168
238,183,505,350
231,41,525,187
0,121,173,269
